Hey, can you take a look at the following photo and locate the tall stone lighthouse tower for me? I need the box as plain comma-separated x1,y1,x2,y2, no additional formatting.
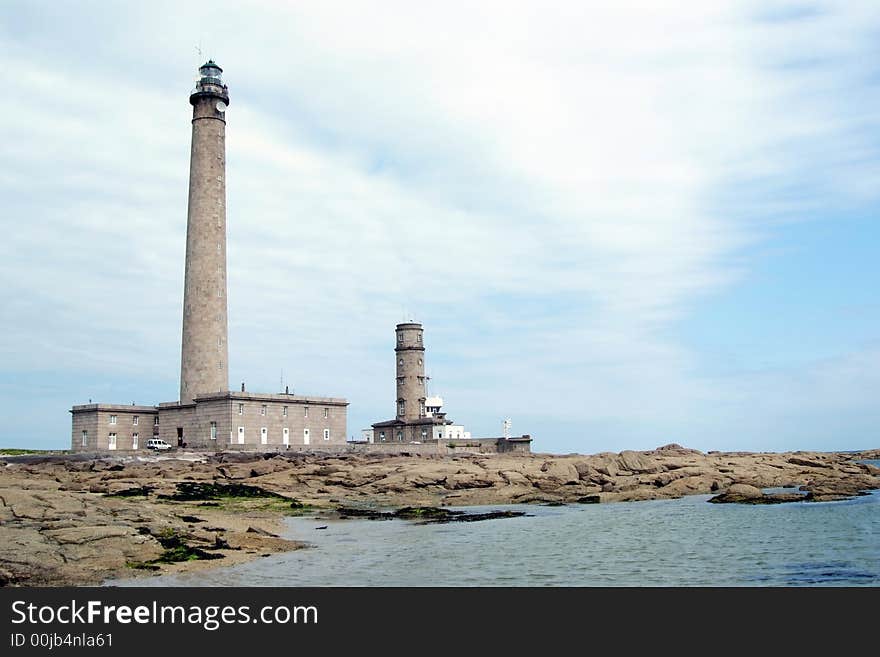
179,61,230,403
395,322,426,421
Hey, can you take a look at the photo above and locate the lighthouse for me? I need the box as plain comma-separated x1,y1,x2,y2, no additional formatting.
395,322,426,421
179,60,230,403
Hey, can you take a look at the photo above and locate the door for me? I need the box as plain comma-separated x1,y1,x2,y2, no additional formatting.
132,433,138,450
282,428,289,445
237,426,245,444
260,427,268,445
108,433,117,450
303,428,310,445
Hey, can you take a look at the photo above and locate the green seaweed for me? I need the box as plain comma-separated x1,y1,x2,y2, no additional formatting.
337,506,527,523
158,482,286,502
105,486,153,498
131,528,225,568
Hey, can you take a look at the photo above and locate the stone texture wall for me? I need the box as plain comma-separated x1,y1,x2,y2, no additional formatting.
158,392,348,450
395,322,426,422
156,404,197,447
225,437,532,455
70,405,158,452
180,90,229,402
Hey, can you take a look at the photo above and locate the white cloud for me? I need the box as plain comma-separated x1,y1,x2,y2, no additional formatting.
0,1,877,450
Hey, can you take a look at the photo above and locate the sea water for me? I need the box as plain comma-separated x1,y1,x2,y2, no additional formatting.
112,463,880,587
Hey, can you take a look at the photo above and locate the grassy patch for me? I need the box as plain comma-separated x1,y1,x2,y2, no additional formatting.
157,482,314,515
202,496,316,515
0,448,47,455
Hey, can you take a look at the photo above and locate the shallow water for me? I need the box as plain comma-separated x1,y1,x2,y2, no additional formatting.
113,464,880,587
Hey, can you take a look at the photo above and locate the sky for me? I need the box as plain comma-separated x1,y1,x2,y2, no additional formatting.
0,1,878,454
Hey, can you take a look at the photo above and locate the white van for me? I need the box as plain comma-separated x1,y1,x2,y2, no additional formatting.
146,438,172,451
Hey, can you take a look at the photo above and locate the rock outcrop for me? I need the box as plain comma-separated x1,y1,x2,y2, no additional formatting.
1,445,877,585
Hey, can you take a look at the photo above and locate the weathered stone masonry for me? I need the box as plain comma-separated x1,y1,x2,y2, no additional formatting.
69,61,350,452
180,61,230,403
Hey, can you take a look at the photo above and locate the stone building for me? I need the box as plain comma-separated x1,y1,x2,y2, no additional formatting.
156,391,347,450
70,404,158,452
70,61,348,451
368,322,531,453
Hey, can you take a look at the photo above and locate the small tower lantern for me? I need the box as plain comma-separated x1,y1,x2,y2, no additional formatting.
190,59,229,108
199,60,223,83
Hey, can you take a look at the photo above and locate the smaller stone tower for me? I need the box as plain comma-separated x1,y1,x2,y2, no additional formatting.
395,322,426,422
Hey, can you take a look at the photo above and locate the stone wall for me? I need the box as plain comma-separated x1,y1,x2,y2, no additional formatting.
157,404,197,447
395,322,426,422
225,436,533,456
157,391,348,450
70,398,527,455
180,85,230,402
70,405,158,452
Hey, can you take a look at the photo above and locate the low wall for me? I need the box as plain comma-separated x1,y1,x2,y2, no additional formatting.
215,436,531,455
67,437,532,457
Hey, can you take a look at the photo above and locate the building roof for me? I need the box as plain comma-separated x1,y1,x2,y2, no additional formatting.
159,390,348,407
70,403,158,414
372,416,451,428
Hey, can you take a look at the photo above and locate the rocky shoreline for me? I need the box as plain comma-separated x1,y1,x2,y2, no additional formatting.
1,444,878,586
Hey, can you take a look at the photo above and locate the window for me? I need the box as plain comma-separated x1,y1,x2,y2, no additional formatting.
397,377,404,386
396,431,403,441
108,433,117,450
304,406,309,418
154,416,159,426
399,358,404,365
238,403,244,415
379,431,386,441
109,415,117,425
323,408,329,419
132,433,138,449
261,404,267,416
398,401,405,416
133,415,139,426
323,428,330,441
282,406,288,417
397,333,403,343
417,333,422,344
419,402,425,417
210,422,217,440
421,429,428,439
418,359,422,366
81,430,88,447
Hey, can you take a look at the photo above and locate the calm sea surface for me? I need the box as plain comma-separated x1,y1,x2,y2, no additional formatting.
112,461,880,587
